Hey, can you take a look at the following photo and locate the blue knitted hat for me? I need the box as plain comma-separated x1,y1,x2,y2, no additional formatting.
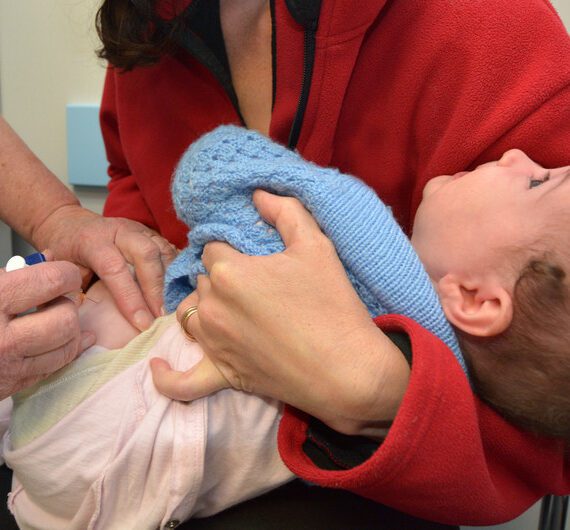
164,126,466,374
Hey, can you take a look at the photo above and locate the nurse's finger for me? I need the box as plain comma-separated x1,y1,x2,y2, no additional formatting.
118,229,177,317
9,297,94,359
0,262,82,316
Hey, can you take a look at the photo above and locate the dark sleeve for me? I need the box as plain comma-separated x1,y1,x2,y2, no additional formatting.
303,331,412,470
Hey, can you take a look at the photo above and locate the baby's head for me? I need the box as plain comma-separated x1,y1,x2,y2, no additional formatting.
411,149,570,439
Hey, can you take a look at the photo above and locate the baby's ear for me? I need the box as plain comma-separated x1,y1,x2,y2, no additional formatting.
436,274,513,337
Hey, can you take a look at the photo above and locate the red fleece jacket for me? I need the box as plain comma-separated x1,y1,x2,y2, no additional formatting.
100,0,570,524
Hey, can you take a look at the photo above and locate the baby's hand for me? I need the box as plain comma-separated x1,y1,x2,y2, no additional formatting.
150,353,230,401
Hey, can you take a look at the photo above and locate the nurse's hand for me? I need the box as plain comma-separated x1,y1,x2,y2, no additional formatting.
0,261,95,399
151,191,410,437
34,205,177,331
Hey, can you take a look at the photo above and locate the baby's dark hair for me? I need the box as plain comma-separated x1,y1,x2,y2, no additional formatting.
457,254,570,440
96,0,186,70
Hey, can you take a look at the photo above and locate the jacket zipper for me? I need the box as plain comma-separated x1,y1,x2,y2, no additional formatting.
284,0,321,149
287,26,317,149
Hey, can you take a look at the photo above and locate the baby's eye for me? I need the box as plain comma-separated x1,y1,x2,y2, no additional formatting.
529,174,550,189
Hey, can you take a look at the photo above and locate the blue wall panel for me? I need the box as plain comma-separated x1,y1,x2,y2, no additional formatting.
66,104,108,187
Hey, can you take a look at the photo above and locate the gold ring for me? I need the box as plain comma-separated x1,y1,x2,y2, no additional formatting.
180,305,199,341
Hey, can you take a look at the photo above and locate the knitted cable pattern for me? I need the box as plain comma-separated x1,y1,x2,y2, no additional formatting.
164,125,466,374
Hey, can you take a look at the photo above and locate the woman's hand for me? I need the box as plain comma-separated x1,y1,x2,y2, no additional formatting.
0,262,95,399
151,190,410,437
34,205,177,331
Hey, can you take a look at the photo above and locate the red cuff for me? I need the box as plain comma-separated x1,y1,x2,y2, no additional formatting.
277,314,568,525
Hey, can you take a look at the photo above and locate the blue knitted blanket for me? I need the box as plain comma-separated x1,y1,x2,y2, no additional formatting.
164,126,466,374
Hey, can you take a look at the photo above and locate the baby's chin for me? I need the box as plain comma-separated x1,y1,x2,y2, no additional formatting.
79,281,141,351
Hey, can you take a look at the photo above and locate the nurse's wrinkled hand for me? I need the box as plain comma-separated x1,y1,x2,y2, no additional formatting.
34,205,177,331
0,261,95,399
151,190,410,438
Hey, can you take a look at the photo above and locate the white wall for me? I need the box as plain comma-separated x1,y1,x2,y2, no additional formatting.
554,0,570,25
0,0,107,220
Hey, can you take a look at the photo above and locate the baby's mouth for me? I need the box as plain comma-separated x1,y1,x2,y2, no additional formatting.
451,171,469,181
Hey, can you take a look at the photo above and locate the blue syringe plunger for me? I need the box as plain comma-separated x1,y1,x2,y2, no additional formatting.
24,252,46,266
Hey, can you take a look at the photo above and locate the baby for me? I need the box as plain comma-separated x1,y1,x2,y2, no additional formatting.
412,149,570,439
3,126,569,530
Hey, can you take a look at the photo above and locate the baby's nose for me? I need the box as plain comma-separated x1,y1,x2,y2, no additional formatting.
497,149,541,172
498,148,527,166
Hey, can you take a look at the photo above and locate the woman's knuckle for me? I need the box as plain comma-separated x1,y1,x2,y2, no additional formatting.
0,283,17,313
158,238,177,257
209,262,237,290
11,325,33,355
195,299,218,328
60,339,79,365
115,217,132,230
75,226,92,246
218,364,244,391
96,254,127,277
58,306,79,331
312,233,335,254
282,196,301,209
1,326,19,356
138,238,161,261
110,218,134,238
41,264,68,290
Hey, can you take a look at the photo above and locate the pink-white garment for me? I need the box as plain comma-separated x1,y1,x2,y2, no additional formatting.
3,324,293,530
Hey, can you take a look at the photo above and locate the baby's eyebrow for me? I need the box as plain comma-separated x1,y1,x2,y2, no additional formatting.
548,169,570,194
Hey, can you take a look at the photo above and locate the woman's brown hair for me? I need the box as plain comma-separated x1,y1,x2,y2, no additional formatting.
96,0,185,70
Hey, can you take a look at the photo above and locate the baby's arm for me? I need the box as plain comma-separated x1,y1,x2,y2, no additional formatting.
79,281,228,399
79,281,140,351
151,346,229,401
150,295,230,401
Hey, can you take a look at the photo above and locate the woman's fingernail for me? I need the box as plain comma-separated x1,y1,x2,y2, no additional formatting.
41,249,54,261
160,306,167,316
134,310,153,331
65,290,85,306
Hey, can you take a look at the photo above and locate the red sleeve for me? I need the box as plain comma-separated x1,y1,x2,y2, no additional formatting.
99,67,157,230
278,316,570,526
